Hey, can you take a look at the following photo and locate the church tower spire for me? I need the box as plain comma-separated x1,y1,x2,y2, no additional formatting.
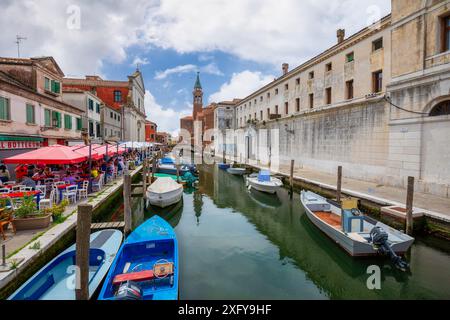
193,72,203,120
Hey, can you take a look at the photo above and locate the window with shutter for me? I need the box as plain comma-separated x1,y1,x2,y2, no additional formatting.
52,111,61,128
45,78,50,91
44,109,51,126
0,97,10,120
76,118,82,131
64,114,72,129
26,104,35,124
96,103,100,113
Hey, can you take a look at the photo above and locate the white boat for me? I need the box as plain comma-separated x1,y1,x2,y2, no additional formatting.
246,171,283,194
300,190,414,265
146,177,183,208
227,167,247,176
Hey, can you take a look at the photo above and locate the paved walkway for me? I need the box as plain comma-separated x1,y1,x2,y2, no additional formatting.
241,158,450,222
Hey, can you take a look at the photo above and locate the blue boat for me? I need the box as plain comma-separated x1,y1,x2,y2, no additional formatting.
98,216,179,300
9,230,123,300
218,163,231,170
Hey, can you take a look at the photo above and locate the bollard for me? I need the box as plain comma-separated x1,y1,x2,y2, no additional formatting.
123,173,132,236
76,204,92,300
406,176,414,235
337,166,342,204
290,159,295,199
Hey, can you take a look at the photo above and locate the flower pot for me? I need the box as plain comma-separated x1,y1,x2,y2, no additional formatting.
13,214,52,231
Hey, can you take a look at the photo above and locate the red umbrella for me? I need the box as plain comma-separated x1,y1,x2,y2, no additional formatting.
70,145,102,160
3,145,88,165
95,144,122,156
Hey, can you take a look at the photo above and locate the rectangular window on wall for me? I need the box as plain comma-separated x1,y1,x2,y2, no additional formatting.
114,91,122,102
373,70,383,93
44,109,51,126
118,115,120,122
88,99,94,110
441,16,450,52
372,38,383,51
26,104,35,124
260,111,263,120
0,96,11,120
346,52,354,63
346,80,354,100
296,98,300,112
76,118,82,131
96,103,100,113
64,114,72,129
309,94,314,109
275,105,279,115
267,108,270,118
96,123,101,137
44,77,50,91
285,102,289,114
51,80,60,94
89,121,94,137
52,111,61,128
326,88,332,105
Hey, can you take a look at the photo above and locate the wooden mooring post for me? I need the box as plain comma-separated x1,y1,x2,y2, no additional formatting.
406,176,414,235
337,166,342,204
142,159,148,199
75,204,92,300
2,244,6,266
289,159,295,199
123,173,132,236
152,156,157,182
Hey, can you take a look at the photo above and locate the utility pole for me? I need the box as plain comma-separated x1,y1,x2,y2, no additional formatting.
15,35,27,58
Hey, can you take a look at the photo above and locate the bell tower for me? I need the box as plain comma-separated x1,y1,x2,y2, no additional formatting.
193,72,203,120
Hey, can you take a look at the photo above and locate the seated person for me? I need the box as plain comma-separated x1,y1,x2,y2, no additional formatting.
62,171,77,185
21,174,36,189
0,165,11,183
91,167,99,179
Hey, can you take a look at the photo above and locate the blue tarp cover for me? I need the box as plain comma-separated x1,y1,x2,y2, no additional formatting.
258,170,271,182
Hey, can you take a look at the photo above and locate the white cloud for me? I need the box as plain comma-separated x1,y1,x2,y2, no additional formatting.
132,56,150,67
143,0,391,67
209,70,275,103
155,62,223,80
145,90,191,137
155,64,197,80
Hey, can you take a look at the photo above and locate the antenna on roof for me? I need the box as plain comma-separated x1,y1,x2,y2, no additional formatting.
15,35,27,58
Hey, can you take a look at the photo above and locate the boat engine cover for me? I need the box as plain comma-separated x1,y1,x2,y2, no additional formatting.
114,281,143,300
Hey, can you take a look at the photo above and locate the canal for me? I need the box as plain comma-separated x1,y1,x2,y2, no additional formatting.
103,165,450,299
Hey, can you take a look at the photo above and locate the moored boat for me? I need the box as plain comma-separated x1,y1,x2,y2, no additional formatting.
218,163,231,170
98,216,179,300
146,177,183,208
9,230,123,300
246,171,283,194
300,190,414,268
227,167,247,176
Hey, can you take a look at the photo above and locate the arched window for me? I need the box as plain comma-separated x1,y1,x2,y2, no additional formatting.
430,101,450,116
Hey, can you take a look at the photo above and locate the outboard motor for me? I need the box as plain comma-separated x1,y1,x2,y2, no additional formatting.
114,281,143,300
370,227,410,272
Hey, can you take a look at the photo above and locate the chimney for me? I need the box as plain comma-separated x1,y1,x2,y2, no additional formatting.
337,29,345,44
282,63,289,75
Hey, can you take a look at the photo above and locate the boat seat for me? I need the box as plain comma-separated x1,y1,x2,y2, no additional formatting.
113,270,155,285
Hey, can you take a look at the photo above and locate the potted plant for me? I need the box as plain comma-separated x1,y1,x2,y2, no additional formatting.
43,199,69,224
12,196,52,231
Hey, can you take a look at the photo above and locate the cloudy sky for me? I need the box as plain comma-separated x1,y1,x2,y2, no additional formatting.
0,0,391,135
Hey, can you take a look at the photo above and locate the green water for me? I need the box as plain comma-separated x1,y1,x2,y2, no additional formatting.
108,165,450,299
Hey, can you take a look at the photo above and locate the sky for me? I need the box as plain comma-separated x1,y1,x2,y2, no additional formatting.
0,0,391,136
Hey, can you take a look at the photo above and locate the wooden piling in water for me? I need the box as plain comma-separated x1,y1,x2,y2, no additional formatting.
406,176,414,235
337,166,342,204
1,244,5,266
290,159,295,199
123,173,132,236
142,159,148,199
152,156,157,182
75,204,92,301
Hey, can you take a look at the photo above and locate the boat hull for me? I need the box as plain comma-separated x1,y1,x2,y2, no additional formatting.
247,177,283,194
218,163,231,170
227,168,247,176
300,191,414,257
147,187,183,208
9,230,123,300
98,216,179,300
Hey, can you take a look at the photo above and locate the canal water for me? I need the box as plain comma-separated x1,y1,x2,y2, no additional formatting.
104,165,450,299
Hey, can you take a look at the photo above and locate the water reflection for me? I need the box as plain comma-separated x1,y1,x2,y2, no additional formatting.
104,165,450,299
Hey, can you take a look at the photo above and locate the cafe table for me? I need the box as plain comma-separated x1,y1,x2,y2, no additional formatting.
0,191,41,206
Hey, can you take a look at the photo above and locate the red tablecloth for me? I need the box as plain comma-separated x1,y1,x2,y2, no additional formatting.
0,191,41,198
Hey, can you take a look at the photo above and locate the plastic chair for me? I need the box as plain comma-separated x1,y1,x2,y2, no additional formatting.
20,186,34,192
4,182,16,186
92,174,104,192
11,185,25,192
62,185,78,204
0,188,10,194
77,180,89,200
39,189,55,211
36,185,47,196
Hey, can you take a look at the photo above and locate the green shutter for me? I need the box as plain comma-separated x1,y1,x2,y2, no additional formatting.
54,81,60,94
57,112,61,128
45,109,51,126
26,104,35,124
0,97,7,120
76,118,82,131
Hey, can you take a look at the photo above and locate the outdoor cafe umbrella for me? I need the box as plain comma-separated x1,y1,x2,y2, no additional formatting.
3,145,88,165
70,145,102,160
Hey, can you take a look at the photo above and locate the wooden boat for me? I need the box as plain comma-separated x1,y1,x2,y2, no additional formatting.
227,167,247,176
98,216,179,300
157,158,196,176
9,230,123,300
246,171,283,194
146,177,183,208
300,190,414,259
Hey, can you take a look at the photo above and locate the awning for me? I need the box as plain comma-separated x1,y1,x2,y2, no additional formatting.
0,135,43,142
3,145,87,165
